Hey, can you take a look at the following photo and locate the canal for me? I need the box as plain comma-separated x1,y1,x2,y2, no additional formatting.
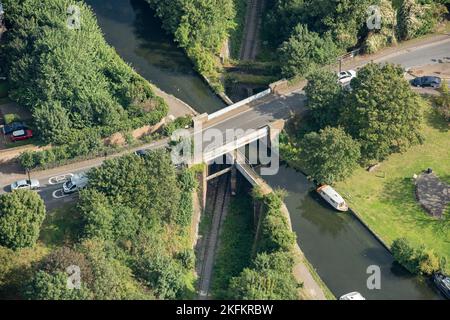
88,0,442,300
261,164,442,300
86,0,226,114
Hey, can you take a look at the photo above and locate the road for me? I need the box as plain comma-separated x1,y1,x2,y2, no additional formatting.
1,36,450,209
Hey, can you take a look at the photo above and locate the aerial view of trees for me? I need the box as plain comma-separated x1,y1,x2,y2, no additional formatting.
283,62,424,183
1,0,167,149
227,191,300,300
265,0,448,78
0,190,46,250
0,150,199,300
146,0,235,82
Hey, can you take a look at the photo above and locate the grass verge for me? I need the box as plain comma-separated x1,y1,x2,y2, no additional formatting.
335,104,450,272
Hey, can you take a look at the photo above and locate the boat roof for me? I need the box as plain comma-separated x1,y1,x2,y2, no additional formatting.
318,185,346,204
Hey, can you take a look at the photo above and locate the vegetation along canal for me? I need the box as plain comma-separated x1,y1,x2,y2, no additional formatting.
261,164,442,299
87,0,226,114
89,0,443,300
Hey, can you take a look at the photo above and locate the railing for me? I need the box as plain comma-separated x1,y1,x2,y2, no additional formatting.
207,89,272,121
202,127,269,162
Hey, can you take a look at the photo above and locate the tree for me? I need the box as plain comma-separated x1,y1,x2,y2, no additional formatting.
0,190,46,249
341,63,423,163
391,238,442,275
228,251,300,300
305,70,343,128
397,0,447,41
278,24,340,78
24,270,93,300
364,0,397,53
2,0,167,146
135,252,185,300
434,80,450,122
299,127,361,184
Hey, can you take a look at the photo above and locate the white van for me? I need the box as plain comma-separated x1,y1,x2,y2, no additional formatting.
63,174,88,194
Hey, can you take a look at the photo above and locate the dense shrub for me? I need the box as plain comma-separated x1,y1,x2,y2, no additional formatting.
391,238,444,275
256,192,296,254
1,0,167,146
228,251,299,300
0,190,46,250
146,0,235,78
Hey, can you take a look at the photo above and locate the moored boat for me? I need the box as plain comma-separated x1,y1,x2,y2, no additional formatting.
316,185,349,212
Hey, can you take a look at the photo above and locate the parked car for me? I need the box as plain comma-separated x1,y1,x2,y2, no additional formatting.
433,273,450,299
2,122,28,135
10,179,40,191
411,76,442,88
62,174,88,194
9,129,33,142
337,70,357,84
339,292,366,300
134,149,148,157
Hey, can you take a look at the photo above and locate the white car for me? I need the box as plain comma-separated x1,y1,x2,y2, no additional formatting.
10,179,40,191
337,70,357,84
63,174,88,194
339,292,366,300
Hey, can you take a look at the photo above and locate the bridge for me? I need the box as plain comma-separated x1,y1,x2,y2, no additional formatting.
1,34,450,210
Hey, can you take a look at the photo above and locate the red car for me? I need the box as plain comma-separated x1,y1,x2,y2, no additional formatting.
9,129,33,142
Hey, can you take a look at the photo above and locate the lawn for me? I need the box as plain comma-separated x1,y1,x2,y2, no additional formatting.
335,104,450,271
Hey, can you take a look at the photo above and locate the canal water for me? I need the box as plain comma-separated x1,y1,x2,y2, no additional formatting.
261,164,442,300
88,0,442,300
86,0,226,114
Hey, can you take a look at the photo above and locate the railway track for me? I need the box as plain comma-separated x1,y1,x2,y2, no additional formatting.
197,174,231,300
239,0,265,61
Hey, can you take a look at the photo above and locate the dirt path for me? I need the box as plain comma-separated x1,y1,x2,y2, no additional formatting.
239,0,265,61
197,174,231,299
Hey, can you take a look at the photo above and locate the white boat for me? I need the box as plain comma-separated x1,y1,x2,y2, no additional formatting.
316,185,349,212
339,292,366,300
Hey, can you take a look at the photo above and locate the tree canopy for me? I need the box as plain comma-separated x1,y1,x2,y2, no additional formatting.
299,127,361,184
0,190,46,250
1,0,167,145
341,63,424,163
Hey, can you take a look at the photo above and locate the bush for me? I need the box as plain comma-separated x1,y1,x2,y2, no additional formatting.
3,113,21,124
0,190,46,250
391,238,443,275
2,0,167,145
228,251,300,300
256,193,296,254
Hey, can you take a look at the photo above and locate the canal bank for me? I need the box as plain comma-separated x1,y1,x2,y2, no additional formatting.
86,0,226,114
260,164,442,300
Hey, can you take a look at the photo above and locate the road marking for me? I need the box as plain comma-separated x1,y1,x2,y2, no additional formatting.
49,173,73,185
52,189,71,199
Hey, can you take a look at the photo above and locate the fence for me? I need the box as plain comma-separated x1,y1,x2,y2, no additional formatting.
207,88,271,121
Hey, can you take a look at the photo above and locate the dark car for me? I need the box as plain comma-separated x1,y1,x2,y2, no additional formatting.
2,122,28,135
411,76,442,88
134,149,148,157
433,273,450,299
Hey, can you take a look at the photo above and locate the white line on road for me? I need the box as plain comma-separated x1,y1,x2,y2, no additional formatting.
52,189,71,199
48,173,74,185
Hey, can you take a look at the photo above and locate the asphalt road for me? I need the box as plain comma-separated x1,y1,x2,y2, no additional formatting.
2,37,450,210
